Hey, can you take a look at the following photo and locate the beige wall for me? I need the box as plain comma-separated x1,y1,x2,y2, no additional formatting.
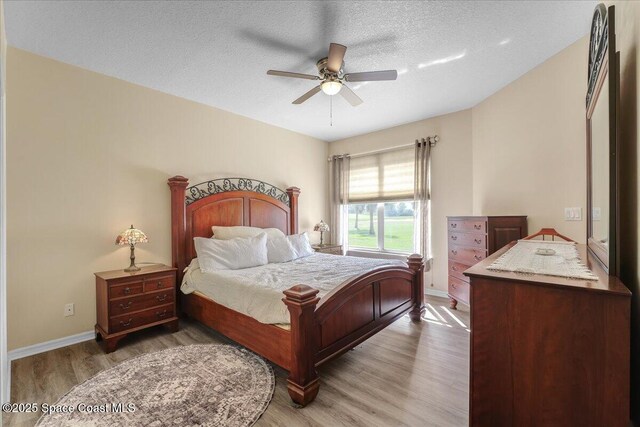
330,109,474,294
6,48,328,350
471,37,588,242
1,0,9,405
608,1,640,423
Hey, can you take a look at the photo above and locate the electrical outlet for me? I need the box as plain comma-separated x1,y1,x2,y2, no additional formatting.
64,303,74,317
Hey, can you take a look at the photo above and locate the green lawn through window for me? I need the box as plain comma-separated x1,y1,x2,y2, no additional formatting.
348,213,414,253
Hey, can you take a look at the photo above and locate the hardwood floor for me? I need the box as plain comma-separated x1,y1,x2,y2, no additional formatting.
4,296,469,427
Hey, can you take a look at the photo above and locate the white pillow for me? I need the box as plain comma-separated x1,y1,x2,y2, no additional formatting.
266,236,298,263
288,232,315,258
194,233,268,272
212,225,285,240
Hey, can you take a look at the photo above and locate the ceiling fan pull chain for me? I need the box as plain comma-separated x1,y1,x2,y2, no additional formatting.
330,96,333,127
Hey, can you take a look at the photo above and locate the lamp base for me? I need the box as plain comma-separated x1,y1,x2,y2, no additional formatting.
124,244,140,272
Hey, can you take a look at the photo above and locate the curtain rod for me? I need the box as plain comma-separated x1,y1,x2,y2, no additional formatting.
328,135,439,161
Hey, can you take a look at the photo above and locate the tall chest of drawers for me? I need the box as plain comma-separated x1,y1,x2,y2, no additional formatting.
95,264,178,353
447,216,527,309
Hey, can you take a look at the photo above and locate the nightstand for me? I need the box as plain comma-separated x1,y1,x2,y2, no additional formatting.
312,243,343,255
94,264,178,353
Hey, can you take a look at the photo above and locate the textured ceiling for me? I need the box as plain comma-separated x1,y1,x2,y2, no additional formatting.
4,1,596,141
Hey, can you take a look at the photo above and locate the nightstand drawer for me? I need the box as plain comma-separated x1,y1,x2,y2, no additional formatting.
143,275,175,293
110,281,144,299
110,303,175,333
109,290,175,317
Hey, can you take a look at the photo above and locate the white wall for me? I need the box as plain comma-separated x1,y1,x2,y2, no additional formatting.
6,48,328,351
330,109,474,294
0,0,9,405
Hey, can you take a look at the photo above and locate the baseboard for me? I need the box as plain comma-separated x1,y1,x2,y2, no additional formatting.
8,330,94,362
425,288,449,299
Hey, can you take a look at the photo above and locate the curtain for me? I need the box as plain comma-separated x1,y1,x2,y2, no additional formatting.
329,155,350,253
414,138,431,259
348,148,414,203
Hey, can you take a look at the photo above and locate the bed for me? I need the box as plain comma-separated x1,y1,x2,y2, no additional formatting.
168,176,425,406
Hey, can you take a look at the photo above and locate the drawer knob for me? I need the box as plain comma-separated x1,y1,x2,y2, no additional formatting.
452,250,457,255
120,318,133,327
156,310,168,318
156,294,167,302
474,238,482,244
474,224,482,230
451,223,457,228
452,266,458,271
119,301,133,310
157,281,163,288
451,235,457,240
123,287,131,295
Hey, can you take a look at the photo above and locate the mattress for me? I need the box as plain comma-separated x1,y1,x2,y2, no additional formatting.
181,253,405,324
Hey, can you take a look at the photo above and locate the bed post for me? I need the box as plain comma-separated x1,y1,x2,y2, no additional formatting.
283,284,320,406
286,187,300,234
168,176,189,283
408,254,426,322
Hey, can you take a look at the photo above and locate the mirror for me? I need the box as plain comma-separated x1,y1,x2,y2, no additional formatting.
586,4,618,274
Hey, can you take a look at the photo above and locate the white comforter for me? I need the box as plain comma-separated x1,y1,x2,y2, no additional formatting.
181,253,406,324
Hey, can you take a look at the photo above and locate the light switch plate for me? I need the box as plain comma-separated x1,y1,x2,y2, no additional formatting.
564,207,582,221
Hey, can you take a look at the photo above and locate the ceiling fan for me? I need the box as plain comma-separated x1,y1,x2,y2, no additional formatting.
267,43,398,106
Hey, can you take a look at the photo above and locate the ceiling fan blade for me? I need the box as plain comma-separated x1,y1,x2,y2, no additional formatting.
339,84,363,107
267,70,319,80
327,43,347,73
293,85,322,104
344,70,398,82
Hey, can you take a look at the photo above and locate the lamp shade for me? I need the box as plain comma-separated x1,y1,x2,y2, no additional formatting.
116,225,148,246
313,220,330,233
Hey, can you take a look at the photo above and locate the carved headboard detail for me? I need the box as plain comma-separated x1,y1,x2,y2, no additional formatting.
168,176,300,282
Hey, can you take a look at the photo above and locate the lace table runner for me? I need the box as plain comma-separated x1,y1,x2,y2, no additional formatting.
487,240,598,280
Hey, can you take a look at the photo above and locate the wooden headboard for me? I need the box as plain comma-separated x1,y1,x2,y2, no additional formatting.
168,176,300,281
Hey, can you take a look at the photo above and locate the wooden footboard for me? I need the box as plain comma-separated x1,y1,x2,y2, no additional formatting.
283,254,425,406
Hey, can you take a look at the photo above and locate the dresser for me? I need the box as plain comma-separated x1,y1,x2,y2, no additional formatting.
94,264,178,353
447,216,527,309
464,243,630,426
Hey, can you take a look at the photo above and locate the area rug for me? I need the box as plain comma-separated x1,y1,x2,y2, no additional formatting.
36,344,275,427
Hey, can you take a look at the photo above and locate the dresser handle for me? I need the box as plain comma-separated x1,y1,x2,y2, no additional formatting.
120,319,133,327
119,301,133,310
451,223,457,228
452,266,458,271
474,255,483,261
157,281,163,288
474,224,482,230
123,287,131,295
156,310,167,318
452,250,458,255
451,235,457,241
474,238,482,244
156,294,167,302
451,283,457,289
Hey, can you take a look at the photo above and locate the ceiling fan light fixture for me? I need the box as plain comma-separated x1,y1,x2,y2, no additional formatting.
321,80,342,96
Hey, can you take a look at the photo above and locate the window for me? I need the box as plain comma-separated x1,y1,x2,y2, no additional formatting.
347,148,417,254
347,202,415,253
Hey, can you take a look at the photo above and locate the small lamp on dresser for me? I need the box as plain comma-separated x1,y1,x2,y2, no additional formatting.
313,220,330,246
115,224,148,272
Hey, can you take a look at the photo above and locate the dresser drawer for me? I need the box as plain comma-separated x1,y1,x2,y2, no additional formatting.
143,275,175,293
109,290,175,317
109,304,175,333
448,276,470,305
449,232,486,249
448,219,486,233
109,281,144,299
449,245,487,265
449,260,472,282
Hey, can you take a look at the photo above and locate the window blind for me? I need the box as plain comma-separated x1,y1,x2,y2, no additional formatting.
348,148,415,203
